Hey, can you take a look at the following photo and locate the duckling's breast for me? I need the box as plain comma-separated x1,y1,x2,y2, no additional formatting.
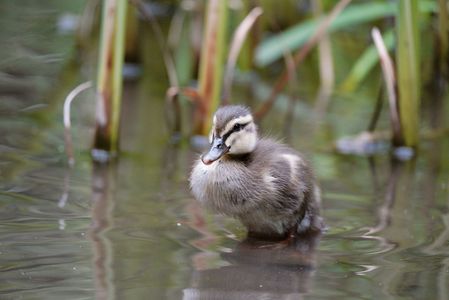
190,158,261,216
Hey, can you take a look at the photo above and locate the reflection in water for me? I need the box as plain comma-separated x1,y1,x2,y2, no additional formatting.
90,163,117,300
1,117,449,299
185,232,321,299
362,156,449,298
360,158,406,254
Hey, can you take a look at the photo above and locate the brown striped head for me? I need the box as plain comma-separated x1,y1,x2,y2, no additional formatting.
202,105,258,165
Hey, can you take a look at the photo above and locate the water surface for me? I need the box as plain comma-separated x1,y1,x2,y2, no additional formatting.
1,2,449,300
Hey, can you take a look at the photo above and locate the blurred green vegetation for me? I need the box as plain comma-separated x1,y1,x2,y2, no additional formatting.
1,0,448,157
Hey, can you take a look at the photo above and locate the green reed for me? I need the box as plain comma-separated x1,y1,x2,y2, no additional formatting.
93,0,128,160
195,0,228,135
396,0,420,147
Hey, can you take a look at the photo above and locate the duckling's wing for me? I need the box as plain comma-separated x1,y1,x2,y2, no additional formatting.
251,139,319,223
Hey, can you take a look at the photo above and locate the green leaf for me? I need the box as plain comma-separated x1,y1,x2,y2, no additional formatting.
255,1,436,67
174,14,195,87
340,29,395,92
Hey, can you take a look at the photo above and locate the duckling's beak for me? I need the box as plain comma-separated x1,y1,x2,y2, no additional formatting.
201,137,229,165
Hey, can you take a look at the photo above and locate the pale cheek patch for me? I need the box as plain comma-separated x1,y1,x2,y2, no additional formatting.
227,131,257,154
225,133,236,148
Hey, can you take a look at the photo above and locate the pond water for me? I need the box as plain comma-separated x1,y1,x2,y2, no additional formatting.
1,2,449,300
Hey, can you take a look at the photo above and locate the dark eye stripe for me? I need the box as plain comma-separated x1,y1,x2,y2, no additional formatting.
222,122,249,142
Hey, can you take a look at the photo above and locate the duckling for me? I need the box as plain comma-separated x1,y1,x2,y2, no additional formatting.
190,105,323,239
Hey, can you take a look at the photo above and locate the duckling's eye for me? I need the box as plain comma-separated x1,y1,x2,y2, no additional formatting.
233,123,243,131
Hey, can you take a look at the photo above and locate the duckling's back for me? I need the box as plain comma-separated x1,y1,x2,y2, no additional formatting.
239,138,322,238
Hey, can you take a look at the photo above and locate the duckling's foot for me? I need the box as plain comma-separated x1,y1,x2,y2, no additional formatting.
297,212,325,235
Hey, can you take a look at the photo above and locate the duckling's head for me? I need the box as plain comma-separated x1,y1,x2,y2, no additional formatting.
202,105,258,165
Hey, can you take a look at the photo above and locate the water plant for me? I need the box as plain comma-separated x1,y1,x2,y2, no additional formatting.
254,0,351,120
395,0,420,148
166,0,263,137
92,0,128,161
372,28,401,145
62,0,448,163
194,0,228,136
437,0,449,77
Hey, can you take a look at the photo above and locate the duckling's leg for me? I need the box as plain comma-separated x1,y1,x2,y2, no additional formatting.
297,210,325,234
297,213,312,234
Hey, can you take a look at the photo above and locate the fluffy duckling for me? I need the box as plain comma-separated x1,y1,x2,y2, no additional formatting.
190,105,322,239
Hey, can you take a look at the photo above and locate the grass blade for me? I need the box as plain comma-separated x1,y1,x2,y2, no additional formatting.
341,30,394,92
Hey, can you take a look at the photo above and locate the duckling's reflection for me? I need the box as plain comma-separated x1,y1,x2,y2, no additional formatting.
184,231,321,299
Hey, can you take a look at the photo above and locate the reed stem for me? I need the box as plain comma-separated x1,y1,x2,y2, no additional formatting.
93,0,128,159
196,0,228,135
396,0,420,147
437,0,449,75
